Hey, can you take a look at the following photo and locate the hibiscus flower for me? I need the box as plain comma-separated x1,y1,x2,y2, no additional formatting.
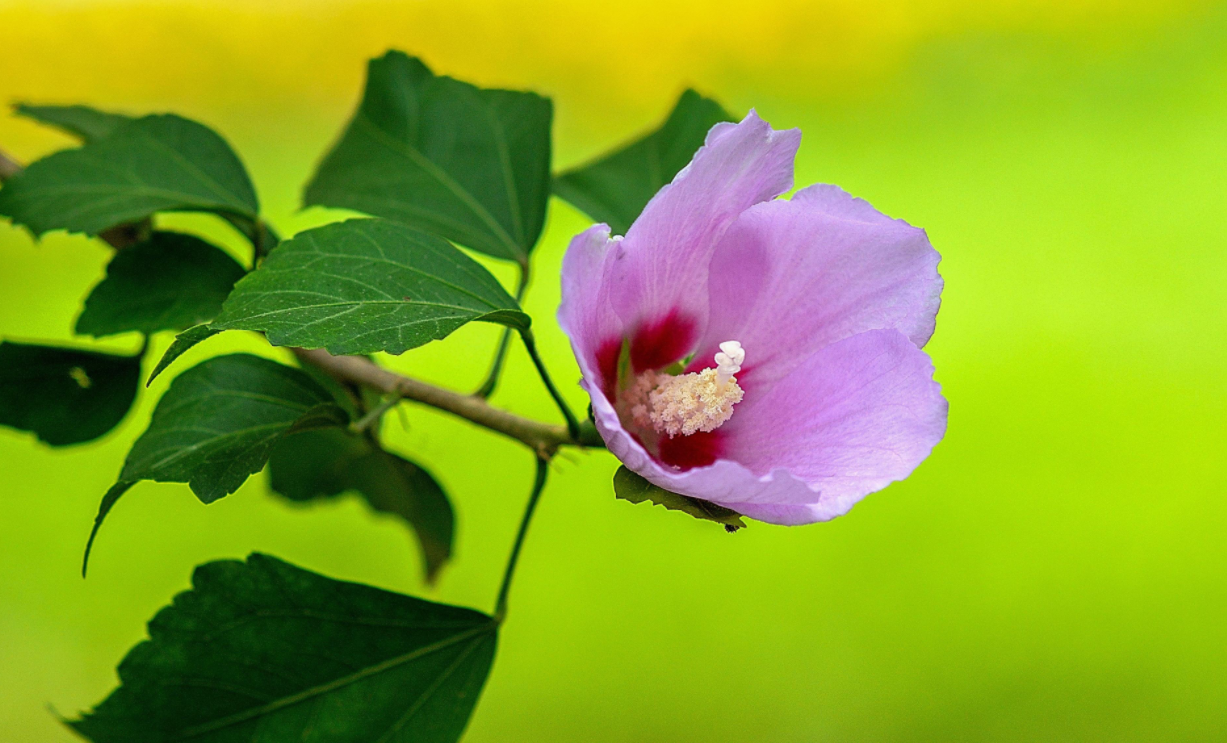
558,112,947,525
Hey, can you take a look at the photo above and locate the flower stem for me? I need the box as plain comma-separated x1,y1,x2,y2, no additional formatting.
473,264,530,399
520,329,581,441
494,455,548,622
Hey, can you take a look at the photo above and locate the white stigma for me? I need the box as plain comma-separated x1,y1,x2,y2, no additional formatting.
714,340,745,387
625,341,746,438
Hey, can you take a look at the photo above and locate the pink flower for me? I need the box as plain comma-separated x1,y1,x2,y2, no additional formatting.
558,112,947,525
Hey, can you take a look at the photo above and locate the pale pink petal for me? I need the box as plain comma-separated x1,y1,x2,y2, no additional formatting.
711,501,833,526
606,111,801,372
560,115,946,528
719,329,947,519
694,184,942,391
589,382,823,508
557,224,623,396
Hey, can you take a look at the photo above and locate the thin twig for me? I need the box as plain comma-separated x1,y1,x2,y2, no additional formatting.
293,348,575,458
0,146,21,181
473,264,530,399
348,393,402,434
494,455,548,622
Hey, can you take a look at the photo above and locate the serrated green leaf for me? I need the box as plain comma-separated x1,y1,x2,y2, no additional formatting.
70,553,497,743
553,90,733,235
270,428,454,583
211,218,530,355
146,324,220,385
0,114,259,237
75,231,246,338
0,341,141,446
13,103,132,142
613,465,746,531
304,50,552,263
120,353,347,503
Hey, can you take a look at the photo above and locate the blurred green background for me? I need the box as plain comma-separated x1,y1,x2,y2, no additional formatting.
2,0,1226,740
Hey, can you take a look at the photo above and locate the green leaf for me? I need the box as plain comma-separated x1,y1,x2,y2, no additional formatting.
83,482,134,577
85,354,348,573
294,358,365,422
553,89,733,235
612,465,746,532
220,211,280,259
0,341,140,446
146,324,220,385
211,218,530,355
13,103,132,142
118,353,348,503
270,428,455,583
304,50,552,264
75,231,246,338
70,553,497,743
0,114,259,237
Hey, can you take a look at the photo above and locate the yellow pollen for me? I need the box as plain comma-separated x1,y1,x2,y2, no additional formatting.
628,368,744,437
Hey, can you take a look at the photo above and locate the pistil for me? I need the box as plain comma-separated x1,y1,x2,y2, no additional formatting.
623,342,746,438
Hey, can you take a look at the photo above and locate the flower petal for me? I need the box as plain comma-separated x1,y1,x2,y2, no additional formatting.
589,381,822,509
607,111,801,370
694,184,942,390
720,329,947,521
588,330,944,525
557,224,623,397
711,501,832,526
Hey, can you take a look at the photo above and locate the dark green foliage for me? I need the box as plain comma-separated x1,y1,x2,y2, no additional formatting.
0,114,259,237
553,89,733,235
211,218,530,355
76,232,246,337
70,553,498,743
270,428,455,583
146,324,220,384
0,341,141,446
13,103,132,142
85,354,349,573
304,51,552,264
116,353,348,503
0,55,754,742
613,465,746,531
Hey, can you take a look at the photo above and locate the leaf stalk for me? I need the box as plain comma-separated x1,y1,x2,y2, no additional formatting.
348,393,402,434
473,264,530,399
519,329,582,441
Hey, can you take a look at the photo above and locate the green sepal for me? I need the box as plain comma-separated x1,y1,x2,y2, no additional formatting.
613,465,746,531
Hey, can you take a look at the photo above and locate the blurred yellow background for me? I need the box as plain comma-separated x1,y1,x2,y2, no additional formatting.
3,0,1226,740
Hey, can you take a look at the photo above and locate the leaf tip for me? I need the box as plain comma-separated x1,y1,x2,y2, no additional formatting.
83,481,134,578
